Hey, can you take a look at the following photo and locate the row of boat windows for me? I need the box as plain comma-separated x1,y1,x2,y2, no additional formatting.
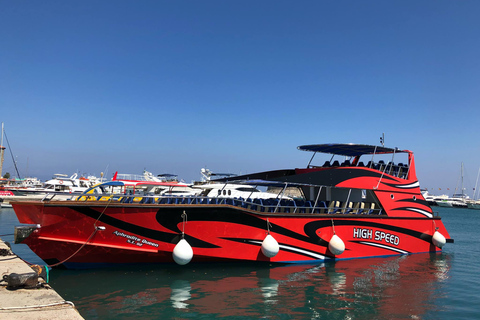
45,185,71,192
44,180,92,191
218,190,232,196
320,160,409,178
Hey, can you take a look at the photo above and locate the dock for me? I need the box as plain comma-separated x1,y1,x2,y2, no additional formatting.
0,239,84,319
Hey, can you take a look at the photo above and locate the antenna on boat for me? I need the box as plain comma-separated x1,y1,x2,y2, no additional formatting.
380,133,385,147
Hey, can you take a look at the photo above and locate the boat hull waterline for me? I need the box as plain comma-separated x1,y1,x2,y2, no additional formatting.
12,201,450,269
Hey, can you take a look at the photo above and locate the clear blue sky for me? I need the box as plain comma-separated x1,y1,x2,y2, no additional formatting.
1,1,479,195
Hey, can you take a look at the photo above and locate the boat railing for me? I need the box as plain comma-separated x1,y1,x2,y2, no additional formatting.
80,194,384,215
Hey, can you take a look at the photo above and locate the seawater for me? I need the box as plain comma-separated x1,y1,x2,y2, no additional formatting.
1,206,479,320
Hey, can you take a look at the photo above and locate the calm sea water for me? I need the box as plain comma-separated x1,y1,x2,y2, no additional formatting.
1,206,479,320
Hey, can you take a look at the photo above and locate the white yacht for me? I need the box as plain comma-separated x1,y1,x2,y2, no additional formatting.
0,173,102,203
436,194,469,208
193,183,286,200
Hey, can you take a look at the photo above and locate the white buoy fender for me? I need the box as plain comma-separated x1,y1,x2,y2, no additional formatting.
328,234,345,255
261,234,279,258
432,231,446,248
173,239,193,265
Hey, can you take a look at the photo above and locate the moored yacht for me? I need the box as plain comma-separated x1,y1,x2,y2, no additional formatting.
0,173,102,204
436,162,470,208
467,167,480,210
193,168,292,200
421,189,449,206
435,194,469,208
11,143,453,269
466,200,480,210
112,171,200,197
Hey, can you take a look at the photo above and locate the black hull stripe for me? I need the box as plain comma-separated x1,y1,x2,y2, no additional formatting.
224,237,329,260
352,240,410,254
391,207,433,218
70,206,434,251
383,181,420,189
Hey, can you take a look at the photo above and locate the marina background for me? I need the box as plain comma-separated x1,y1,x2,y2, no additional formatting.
1,1,480,193
1,205,479,319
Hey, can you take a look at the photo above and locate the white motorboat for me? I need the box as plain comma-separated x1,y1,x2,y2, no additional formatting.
467,200,480,210
436,194,469,208
421,189,449,206
466,167,480,210
436,163,470,208
0,173,102,204
112,171,200,197
193,182,289,200
193,168,294,200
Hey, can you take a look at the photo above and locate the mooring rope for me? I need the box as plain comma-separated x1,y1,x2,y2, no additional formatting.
0,300,75,311
266,218,272,234
47,196,114,268
331,219,336,235
180,211,187,238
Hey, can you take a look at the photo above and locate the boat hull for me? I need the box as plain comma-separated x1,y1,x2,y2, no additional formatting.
467,202,480,210
12,201,452,269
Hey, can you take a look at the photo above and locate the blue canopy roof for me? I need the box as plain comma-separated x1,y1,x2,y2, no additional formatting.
82,181,125,194
297,143,405,157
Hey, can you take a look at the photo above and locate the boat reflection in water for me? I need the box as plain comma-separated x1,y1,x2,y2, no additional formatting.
50,253,451,319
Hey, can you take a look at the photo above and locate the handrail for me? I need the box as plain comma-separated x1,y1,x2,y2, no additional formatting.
375,148,397,189
81,194,384,215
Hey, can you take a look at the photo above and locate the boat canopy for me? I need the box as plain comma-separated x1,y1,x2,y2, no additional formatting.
297,144,406,157
82,181,126,194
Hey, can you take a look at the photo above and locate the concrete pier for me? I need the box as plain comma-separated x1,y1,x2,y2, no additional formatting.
0,239,84,319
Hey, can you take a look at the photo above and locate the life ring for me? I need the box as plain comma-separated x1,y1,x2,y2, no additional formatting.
59,180,63,184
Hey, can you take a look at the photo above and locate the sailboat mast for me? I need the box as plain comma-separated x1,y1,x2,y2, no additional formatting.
0,122,4,178
473,167,480,200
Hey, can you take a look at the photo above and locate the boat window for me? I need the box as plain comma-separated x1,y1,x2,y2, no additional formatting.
154,187,164,195
236,187,259,192
167,190,188,194
199,189,212,197
55,185,70,192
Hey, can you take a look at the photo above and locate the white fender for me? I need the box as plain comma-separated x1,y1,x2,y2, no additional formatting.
432,231,446,248
328,234,345,255
173,239,193,265
261,234,279,258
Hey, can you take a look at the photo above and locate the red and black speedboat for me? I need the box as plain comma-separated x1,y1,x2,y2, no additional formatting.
12,143,453,269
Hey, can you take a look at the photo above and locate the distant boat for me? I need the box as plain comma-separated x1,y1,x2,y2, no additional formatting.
194,168,290,200
467,201,480,210
435,162,469,208
421,189,449,206
436,194,468,208
112,170,200,197
467,167,480,210
0,173,102,204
